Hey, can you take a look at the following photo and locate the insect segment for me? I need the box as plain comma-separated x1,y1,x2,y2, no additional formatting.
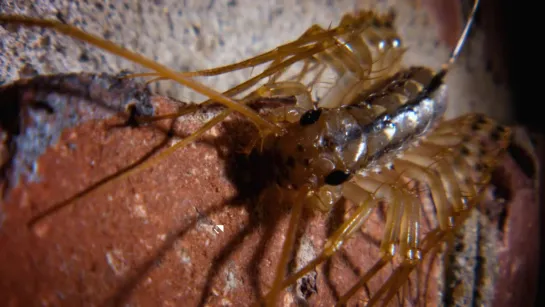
0,0,511,306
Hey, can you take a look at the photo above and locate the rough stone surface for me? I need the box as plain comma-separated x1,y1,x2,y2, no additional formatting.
1,0,512,121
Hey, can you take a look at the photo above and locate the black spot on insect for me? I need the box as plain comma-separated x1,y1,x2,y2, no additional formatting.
300,108,322,126
476,114,488,125
460,146,470,156
471,121,480,131
297,144,304,152
304,158,310,166
286,156,295,168
474,163,486,172
325,169,351,186
490,126,503,142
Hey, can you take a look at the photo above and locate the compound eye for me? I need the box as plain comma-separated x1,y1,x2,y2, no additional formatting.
299,108,322,126
325,169,351,186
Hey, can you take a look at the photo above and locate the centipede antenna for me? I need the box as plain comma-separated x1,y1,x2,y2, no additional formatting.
443,0,480,70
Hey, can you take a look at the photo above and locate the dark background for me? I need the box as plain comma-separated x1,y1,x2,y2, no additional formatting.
492,0,544,306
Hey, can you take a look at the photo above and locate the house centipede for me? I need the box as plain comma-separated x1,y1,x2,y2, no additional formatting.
0,0,511,306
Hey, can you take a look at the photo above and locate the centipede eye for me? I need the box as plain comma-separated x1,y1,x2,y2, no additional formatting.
299,108,322,126
325,169,351,186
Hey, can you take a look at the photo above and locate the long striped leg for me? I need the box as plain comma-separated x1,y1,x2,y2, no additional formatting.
338,174,421,306
338,159,465,306
338,113,511,306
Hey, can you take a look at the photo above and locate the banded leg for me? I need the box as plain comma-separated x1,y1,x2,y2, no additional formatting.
339,116,511,305
393,158,452,230
254,114,509,306
337,174,422,306
257,173,421,306
338,160,466,305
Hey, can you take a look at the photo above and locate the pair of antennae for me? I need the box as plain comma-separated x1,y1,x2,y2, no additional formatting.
444,0,480,70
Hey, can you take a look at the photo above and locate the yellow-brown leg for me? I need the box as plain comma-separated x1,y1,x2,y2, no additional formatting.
28,71,320,228
265,190,306,307
256,113,511,306
338,113,513,306
129,17,399,110
341,154,478,306
338,174,421,306
0,15,280,135
252,183,379,307
124,16,377,82
393,158,452,230
366,114,511,306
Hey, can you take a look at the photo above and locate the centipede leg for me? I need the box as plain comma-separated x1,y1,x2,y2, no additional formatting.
252,184,378,307
348,161,454,306
124,14,379,83
338,176,421,306
265,191,305,307
372,114,511,306
254,82,314,110
338,118,510,306
0,15,279,135
393,159,452,230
